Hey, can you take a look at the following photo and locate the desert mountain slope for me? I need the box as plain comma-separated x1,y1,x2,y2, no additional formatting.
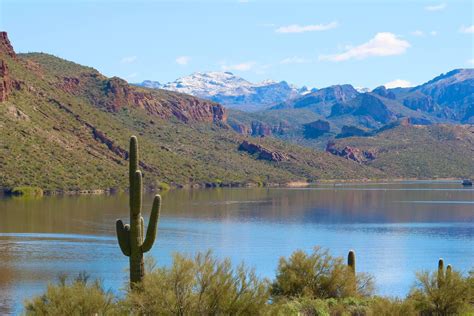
0,32,380,191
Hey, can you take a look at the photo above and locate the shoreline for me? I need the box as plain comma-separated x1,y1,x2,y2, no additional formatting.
1,177,469,197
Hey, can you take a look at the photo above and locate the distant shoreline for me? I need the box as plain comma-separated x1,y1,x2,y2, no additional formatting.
1,177,470,197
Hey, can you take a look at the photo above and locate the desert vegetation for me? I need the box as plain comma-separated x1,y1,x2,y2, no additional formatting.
24,249,474,315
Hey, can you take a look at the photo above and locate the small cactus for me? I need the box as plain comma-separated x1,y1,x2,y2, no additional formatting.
347,250,357,293
437,258,445,288
446,264,452,284
348,250,356,275
116,136,161,287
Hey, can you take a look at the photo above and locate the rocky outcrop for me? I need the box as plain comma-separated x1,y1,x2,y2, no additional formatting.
238,140,288,162
336,125,369,138
59,76,81,94
0,60,12,102
372,86,396,99
303,120,330,138
251,121,272,136
407,117,432,125
273,121,290,135
326,142,376,163
229,119,290,137
0,32,16,59
229,121,251,135
354,94,395,124
403,95,436,112
101,77,227,123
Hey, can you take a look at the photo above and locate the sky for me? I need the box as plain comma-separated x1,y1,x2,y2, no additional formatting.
1,0,473,89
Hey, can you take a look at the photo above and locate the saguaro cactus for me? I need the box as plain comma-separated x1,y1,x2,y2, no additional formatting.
348,250,356,275
116,136,161,287
347,250,357,293
437,258,445,288
446,264,452,284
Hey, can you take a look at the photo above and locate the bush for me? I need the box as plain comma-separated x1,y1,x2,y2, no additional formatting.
121,251,269,315
157,181,170,191
10,186,43,197
271,247,374,300
408,268,474,315
266,296,417,316
266,297,332,316
366,296,417,316
24,273,116,315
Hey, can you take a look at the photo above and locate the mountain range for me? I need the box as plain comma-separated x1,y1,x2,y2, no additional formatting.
226,69,473,149
1,31,472,192
139,69,473,142
137,72,311,111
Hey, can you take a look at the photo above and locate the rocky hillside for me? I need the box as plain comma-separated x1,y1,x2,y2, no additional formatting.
0,32,381,192
137,72,309,111
326,123,474,179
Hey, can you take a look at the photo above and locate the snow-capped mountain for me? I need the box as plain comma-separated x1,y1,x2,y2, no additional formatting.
137,72,308,111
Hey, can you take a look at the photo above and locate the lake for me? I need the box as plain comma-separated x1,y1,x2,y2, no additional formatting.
1,181,473,314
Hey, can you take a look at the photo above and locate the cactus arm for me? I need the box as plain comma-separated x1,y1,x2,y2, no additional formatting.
142,194,161,253
116,219,131,256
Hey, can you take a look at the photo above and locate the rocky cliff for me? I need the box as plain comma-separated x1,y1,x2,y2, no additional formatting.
101,77,227,123
0,32,16,59
0,60,12,102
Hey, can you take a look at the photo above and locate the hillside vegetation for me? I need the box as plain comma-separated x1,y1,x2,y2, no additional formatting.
0,32,379,192
329,124,474,179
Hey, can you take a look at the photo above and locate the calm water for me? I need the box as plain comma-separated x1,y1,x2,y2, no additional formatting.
1,182,473,314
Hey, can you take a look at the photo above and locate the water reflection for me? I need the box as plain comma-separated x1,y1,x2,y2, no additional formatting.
0,182,473,314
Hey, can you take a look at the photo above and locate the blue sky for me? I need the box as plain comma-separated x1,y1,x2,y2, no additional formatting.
1,0,473,89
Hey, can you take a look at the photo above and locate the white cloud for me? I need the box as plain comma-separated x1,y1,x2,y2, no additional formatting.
460,25,474,34
276,21,338,34
468,58,474,65
430,31,438,36
280,56,312,64
383,79,412,89
411,30,425,37
120,56,137,64
221,61,256,71
424,3,446,11
175,56,191,65
319,32,410,62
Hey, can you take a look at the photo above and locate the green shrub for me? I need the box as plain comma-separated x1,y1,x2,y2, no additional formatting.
366,296,417,316
10,186,43,197
266,297,331,316
156,181,170,191
121,251,269,315
266,296,416,316
271,247,374,300
408,268,474,315
24,273,116,315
